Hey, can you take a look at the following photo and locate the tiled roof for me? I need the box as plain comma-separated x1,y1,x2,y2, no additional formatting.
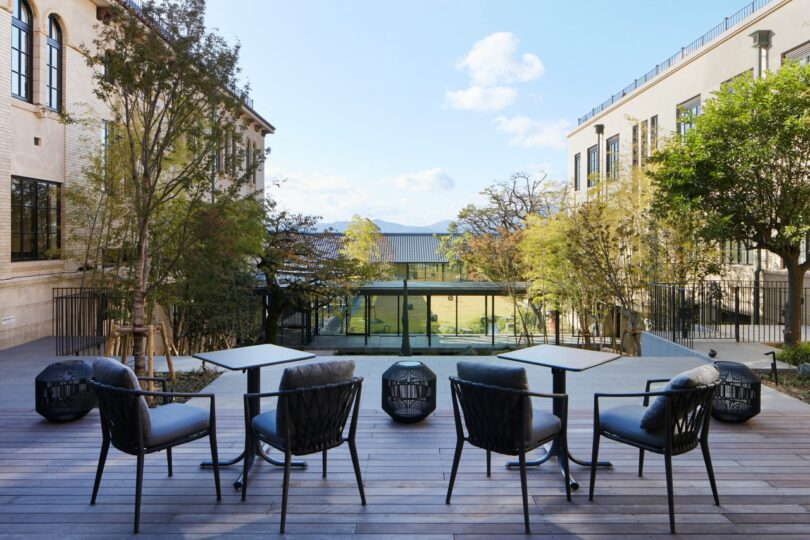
306,233,455,264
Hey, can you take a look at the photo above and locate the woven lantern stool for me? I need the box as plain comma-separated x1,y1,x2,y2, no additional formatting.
712,360,761,423
35,360,96,422
382,361,436,423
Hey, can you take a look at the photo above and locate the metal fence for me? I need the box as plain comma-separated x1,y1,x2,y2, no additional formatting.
647,281,810,347
578,0,775,124
53,288,118,356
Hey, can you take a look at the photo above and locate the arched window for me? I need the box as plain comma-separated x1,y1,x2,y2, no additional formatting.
11,0,33,102
46,16,62,111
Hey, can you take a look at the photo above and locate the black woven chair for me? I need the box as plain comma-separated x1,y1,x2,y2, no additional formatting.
446,376,569,534
89,359,221,534
590,378,719,534
242,376,365,533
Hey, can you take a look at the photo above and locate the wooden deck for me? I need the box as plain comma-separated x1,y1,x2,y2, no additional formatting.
2,404,810,538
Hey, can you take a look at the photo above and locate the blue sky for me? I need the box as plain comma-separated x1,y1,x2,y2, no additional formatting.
205,0,747,225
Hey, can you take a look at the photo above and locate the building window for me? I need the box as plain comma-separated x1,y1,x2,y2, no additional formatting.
586,145,598,187
11,0,33,102
46,16,63,111
605,135,619,179
650,115,658,150
640,120,649,163
724,240,752,266
252,142,259,184
632,124,639,166
11,177,61,261
101,120,111,171
573,153,581,191
784,40,810,65
676,95,701,137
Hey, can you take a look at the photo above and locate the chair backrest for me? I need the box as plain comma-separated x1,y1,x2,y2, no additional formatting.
90,358,150,454
277,377,363,455
665,383,718,454
667,383,717,454
449,377,530,455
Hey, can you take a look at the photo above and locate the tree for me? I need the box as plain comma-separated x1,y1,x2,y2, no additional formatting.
340,215,391,281
651,62,810,346
85,0,260,373
443,173,563,344
258,202,356,344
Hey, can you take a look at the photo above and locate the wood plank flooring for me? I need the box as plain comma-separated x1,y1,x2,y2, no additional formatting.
1,406,810,538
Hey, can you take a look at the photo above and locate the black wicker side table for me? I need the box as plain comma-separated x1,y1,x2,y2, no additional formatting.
35,360,96,422
382,361,436,423
712,360,761,423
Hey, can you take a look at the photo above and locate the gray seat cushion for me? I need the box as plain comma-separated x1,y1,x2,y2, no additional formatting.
530,409,561,444
601,404,666,449
253,410,283,446
145,403,209,447
456,361,533,440
276,360,356,436
640,364,719,430
92,357,151,437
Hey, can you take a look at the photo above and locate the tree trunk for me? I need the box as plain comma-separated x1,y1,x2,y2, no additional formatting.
783,255,806,347
265,306,281,344
131,223,150,375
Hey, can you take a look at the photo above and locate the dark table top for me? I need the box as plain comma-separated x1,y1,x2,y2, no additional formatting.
498,344,621,372
193,344,315,371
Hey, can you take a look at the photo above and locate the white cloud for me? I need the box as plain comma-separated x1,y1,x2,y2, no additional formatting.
390,168,455,192
445,85,516,112
457,32,544,86
265,166,460,225
494,116,571,151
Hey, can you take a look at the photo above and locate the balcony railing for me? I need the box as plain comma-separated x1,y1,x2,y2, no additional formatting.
577,0,776,125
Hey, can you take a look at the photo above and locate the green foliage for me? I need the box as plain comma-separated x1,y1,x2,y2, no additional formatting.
340,215,391,281
651,61,810,345
776,342,810,367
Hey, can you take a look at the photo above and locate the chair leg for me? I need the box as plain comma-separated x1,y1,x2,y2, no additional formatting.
638,449,644,477
664,452,676,534
134,453,145,534
559,434,571,502
445,438,463,504
209,431,222,501
91,437,109,505
279,449,292,534
589,429,600,501
166,447,173,477
701,439,720,506
348,439,366,505
241,431,251,502
519,449,531,534
323,449,328,479
486,450,491,477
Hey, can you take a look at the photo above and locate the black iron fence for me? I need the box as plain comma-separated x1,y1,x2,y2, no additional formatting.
647,281,810,347
53,288,118,356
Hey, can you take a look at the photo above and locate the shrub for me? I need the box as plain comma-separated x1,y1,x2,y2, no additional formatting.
776,342,810,366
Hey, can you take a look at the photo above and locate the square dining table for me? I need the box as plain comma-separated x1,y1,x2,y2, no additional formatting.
193,344,316,489
498,344,621,490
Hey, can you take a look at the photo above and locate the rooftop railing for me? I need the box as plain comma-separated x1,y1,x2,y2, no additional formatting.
577,0,776,126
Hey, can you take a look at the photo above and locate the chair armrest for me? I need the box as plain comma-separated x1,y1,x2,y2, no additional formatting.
138,376,168,403
644,379,671,405
594,390,670,401
137,389,215,400
244,390,285,401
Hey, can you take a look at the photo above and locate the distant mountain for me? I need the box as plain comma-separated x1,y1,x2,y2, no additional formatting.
317,219,453,234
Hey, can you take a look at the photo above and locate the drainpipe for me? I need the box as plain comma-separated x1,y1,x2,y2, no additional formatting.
750,29,771,322
595,124,605,198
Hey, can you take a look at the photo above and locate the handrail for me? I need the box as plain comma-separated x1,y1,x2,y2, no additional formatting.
577,0,776,126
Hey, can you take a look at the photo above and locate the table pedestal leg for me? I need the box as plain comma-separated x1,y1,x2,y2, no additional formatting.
200,366,306,490
507,368,611,491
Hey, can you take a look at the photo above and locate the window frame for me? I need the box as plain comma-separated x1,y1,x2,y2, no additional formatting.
676,95,701,137
46,16,63,111
650,115,658,150
605,134,620,180
586,145,598,187
632,124,639,166
783,40,810,65
11,0,34,102
573,152,581,191
11,176,62,262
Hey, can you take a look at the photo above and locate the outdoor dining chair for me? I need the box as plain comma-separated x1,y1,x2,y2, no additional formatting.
240,359,365,534
89,357,221,534
589,364,720,533
446,361,570,534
